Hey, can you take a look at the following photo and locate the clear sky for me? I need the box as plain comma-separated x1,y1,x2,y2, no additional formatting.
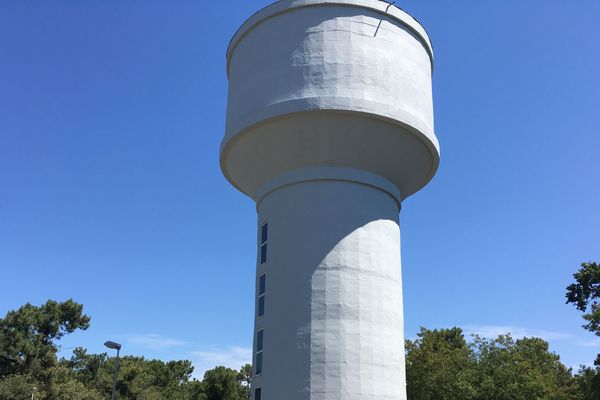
0,0,598,377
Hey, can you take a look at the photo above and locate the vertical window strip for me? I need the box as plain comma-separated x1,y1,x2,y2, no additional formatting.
256,329,264,375
259,223,268,264
258,295,265,317
260,243,267,264
257,329,264,352
258,274,266,317
261,223,268,244
259,274,266,295
255,352,263,375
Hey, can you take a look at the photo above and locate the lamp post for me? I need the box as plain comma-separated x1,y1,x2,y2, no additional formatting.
104,341,121,400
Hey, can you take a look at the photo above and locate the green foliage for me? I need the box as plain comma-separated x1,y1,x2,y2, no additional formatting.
113,357,194,399
58,348,251,400
406,328,581,400
405,327,476,400
61,350,198,400
0,299,90,398
566,262,600,319
0,299,90,381
0,374,44,400
1,298,598,400
237,364,252,399
566,262,600,366
52,378,102,400
203,366,245,400
471,335,578,400
575,366,600,400
60,348,107,390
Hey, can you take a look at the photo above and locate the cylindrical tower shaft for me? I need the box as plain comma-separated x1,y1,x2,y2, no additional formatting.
253,168,405,400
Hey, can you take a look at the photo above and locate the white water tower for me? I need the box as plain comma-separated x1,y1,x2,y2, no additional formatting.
221,1,438,399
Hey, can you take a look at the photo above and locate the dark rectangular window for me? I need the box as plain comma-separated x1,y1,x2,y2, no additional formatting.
261,223,268,244
255,352,263,375
256,330,264,352
258,295,265,317
259,223,268,264
255,388,262,400
257,274,266,318
255,329,264,376
260,243,267,264
259,274,266,295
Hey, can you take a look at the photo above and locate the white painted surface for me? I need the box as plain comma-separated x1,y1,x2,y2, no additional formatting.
221,0,439,200
220,1,439,399
253,169,404,400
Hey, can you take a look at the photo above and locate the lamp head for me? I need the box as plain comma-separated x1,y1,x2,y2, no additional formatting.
104,341,122,351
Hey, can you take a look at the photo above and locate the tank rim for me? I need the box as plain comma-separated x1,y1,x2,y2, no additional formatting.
220,109,440,202
225,0,434,78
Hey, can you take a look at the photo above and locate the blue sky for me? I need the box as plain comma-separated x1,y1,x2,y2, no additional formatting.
0,0,598,377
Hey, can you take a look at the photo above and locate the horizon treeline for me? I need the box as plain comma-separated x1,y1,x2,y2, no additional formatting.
1,298,598,400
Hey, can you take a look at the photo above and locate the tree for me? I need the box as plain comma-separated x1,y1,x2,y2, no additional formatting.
202,366,245,400
2,298,590,399
237,364,252,399
566,262,600,364
60,348,256,400
575,366,600,400
60,348,107,390
472,335,578,400
52,376,103,400
185,379,206,400
0,374,45,400
68,354,195,400
0,299,90,392
405,328,580,400
565,261,600,400
405,327,477,400
0,300,260,399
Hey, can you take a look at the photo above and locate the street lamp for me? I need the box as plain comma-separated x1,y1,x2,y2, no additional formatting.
104,341,121,400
